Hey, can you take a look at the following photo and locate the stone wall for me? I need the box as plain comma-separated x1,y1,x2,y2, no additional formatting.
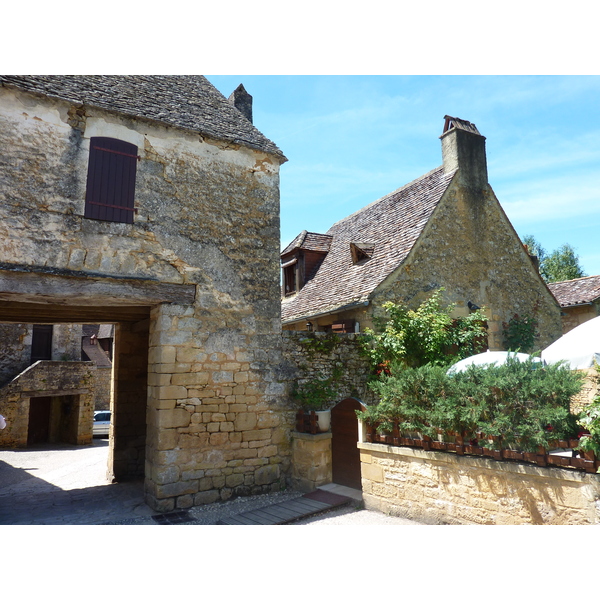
0,83,289,510
0,360,96,447
279,331,376,410
0,324,31,387
359,441,600,525
93,366,112,410
291,431,332,492
372,183,562,352
560,303,599,335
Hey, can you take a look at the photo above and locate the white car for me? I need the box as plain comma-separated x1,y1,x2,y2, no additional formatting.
93,411,111,436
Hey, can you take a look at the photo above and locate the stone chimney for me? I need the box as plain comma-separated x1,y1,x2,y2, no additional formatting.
440,115,488,189
228,84,253,123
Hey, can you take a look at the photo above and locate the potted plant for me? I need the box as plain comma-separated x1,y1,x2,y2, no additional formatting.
292,375,338,433
576,397,600,467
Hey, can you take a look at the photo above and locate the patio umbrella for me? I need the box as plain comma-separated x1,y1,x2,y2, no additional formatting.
542,316,600,370
447,351,539,375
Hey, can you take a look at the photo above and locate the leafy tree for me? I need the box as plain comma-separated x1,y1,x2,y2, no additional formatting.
522,234,585,283
361,288,488,369
544,244,586,282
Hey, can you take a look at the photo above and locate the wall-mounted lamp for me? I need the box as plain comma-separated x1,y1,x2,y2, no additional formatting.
306,321,313,332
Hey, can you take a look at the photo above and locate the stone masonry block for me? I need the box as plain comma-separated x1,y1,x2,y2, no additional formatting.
234,412,257,431
157,408,191,429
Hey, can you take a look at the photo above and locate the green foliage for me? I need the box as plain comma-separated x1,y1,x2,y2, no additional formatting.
576,397,600,457
502,313,538,353
359,358,583,452
292,368,342,411
360,288,488,370
544,244,586,283
298,332,341,357
522,234,585,283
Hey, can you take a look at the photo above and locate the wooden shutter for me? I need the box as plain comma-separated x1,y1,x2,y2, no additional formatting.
331,320,355,333
84,137,138,224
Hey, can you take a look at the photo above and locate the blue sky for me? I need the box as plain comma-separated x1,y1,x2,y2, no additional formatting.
207,75,600,277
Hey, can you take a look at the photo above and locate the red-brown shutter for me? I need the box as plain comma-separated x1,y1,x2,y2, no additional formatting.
84,137,138,224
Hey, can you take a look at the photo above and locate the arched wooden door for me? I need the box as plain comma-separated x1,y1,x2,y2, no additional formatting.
331,398,365,489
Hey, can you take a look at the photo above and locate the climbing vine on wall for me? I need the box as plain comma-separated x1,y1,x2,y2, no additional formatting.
502,313,538,353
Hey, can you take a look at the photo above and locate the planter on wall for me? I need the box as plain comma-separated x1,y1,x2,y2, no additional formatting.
315,409,331,433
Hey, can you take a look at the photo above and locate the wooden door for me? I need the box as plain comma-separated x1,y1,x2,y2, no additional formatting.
27,396,51,444
331,398,364,489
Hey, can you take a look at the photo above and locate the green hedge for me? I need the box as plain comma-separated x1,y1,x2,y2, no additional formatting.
359,358,583,452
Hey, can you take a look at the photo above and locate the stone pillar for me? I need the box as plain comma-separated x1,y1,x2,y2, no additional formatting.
110,319,149,482
291,431,332,492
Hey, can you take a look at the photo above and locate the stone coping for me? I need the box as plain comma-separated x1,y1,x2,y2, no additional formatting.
358,441,596,483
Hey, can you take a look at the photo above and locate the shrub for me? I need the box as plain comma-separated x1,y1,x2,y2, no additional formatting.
359,358,583,451
360,288,488,370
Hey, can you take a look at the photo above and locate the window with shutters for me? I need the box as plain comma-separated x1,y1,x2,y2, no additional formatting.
84,137,139,224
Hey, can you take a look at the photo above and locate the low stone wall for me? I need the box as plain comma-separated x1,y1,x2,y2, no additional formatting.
359,441,600,525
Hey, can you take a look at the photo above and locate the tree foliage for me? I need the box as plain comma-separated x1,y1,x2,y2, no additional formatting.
360,288,488,370
522,234,585,283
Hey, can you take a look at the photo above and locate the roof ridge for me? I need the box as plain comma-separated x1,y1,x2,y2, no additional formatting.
548,274,600,286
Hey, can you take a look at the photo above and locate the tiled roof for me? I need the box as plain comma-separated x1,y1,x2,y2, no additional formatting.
547,275,600,307
281,166,456,322
281,231,333,255
0,75,286,160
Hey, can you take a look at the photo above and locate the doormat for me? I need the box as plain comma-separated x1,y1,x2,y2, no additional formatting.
151,510,196,525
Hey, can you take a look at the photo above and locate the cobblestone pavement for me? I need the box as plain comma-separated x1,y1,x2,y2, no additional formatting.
0,440,424,525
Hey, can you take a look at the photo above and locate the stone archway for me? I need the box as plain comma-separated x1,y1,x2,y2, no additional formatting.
331,397,365,490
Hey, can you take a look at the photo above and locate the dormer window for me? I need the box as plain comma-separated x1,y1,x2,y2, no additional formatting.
282,258,298,295
350,243,374,265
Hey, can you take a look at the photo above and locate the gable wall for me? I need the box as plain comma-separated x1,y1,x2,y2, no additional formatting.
369,180,562,351
0,86,290,510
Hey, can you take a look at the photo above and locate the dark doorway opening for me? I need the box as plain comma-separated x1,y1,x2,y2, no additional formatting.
28,396,52,444
27,395,81,445
331,397,365,490
31,324,53,363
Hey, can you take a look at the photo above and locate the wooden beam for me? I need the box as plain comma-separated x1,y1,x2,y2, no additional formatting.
0,301,151,323
0,268,196,306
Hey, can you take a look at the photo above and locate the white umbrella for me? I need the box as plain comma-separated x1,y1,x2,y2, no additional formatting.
542,316,600,370
447,351,539,375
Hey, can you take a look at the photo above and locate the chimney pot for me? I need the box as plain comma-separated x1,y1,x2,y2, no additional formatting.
440,115,488,189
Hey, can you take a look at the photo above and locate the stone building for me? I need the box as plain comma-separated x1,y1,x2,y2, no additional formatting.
548,275,600,334
281,116,562,352
0,76,289,511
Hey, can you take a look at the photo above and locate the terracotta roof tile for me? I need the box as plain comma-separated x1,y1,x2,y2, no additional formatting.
281,166,455,322
548,275,600,307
